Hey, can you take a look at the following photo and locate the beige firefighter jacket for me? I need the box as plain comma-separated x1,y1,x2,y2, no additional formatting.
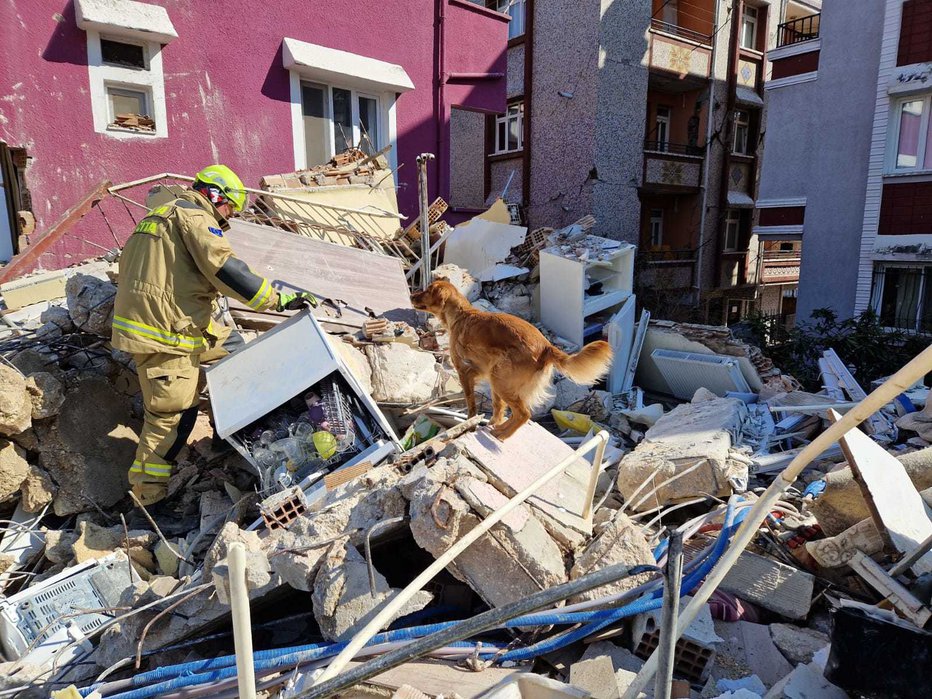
112,190,279,356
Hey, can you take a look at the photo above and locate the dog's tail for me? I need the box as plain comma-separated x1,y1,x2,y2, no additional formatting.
547,340,613,385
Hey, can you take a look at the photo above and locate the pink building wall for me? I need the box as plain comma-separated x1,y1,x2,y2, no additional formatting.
0,0,508,268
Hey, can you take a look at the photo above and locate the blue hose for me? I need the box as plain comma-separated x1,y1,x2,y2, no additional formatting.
88,498,746,698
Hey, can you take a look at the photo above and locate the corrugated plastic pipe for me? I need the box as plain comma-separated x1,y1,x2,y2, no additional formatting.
622,344,932,699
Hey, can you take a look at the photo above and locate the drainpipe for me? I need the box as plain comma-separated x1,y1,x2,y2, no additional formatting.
435,0,447,203
713,0,743,322
694,0,722,307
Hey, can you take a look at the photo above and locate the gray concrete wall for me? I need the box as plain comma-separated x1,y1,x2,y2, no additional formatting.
526,0,601,230
771,0,883,323
507,43,525,99
591,0,651,243
449,107,487,209
490,156,524,204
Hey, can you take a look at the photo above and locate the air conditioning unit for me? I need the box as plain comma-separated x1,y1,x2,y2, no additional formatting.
0,551,138,667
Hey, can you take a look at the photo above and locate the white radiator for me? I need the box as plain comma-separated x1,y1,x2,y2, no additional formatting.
651,349,751,400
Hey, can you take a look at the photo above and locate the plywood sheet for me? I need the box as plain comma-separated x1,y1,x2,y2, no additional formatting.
225,219,415,328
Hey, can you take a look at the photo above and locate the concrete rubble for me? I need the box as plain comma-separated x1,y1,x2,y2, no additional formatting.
0,168,929,699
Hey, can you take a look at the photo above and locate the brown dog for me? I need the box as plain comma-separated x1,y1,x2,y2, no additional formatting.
411,279,613,440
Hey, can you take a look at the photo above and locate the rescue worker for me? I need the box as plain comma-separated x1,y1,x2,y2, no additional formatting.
112,165,316,506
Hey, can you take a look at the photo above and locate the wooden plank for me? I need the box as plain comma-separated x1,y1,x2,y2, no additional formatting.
719,550,814,620
848,552,932,628
225,219,416,328
0,179,111,284
829,409,932,576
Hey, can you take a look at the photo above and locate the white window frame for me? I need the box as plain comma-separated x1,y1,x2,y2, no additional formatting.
871,264,931,331
741,5,759,50
289,75,395,171
493,102,524,155
649,209,664,248
886,94,932,174
724,210,741,251
655,106,671,150
733,109,751,155
86,30,167,138
497,0,526,40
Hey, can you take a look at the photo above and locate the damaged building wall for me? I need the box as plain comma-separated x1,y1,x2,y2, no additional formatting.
0,0,508,251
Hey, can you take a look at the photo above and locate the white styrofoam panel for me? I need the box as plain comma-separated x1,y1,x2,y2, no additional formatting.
607,295,636,393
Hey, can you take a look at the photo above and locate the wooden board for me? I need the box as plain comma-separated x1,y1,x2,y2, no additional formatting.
225,219,416,328
829,409,932,575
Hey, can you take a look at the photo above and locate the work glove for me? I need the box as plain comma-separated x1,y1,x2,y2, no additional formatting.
277,291,319,312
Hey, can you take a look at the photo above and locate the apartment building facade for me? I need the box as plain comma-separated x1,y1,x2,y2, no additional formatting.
0,0,508,262
461,0,781,324
760,0,932,335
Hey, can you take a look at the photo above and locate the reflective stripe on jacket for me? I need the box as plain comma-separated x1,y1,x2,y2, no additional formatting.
112,190,279,356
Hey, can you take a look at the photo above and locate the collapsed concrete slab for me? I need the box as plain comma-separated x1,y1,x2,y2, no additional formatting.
402,456,568,609
36,377,139,515
312,541,433,642
617,397,748,511
569,511,655,603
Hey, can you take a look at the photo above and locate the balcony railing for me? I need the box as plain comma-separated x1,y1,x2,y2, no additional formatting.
644,140,704,156
762,250,802,262
777,13,820,47
650,18,712,46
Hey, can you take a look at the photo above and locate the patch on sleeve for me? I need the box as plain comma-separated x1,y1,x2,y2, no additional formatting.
208,227,224,238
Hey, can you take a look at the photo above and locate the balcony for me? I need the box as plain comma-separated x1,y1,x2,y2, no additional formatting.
642,141,704,193
761,250,802,284
647,18,713,83
777,13,820,48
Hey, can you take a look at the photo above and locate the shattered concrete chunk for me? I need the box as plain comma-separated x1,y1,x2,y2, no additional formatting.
44,529,79,565
617,398,748,512
569,656,620,699
25,372,65,419
154,539,181,577
403,457,568,609
331,338,374,395
365,343,439,404
692,387,719,403
569,512,655,603
769,624,829,666
0,440,30,502
20,465,57,512
65,273,116,337
712,620,792,689
205,522,272,605
40,305,75,333
38,377,139,516
0,364,33,436
579,641,644,695
433,263,481,302
312,541,433,642
10,348,56,376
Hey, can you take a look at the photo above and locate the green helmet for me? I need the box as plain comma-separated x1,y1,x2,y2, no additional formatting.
193,164,248,212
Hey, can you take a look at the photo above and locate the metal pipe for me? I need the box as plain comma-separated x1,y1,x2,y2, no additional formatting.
314,431,611,685
296,560,650,699
654,529,684,699
228,542,257,699
622,344,932,698
417,153,436,290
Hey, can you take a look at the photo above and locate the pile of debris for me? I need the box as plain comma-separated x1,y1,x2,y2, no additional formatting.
0,155,930,699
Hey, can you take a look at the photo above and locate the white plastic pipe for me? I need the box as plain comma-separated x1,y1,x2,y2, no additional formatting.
228,542,257,699
623,344,932,699
314,430,611,685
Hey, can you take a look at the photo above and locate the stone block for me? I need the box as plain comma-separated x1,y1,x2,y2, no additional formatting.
617,398,748,511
